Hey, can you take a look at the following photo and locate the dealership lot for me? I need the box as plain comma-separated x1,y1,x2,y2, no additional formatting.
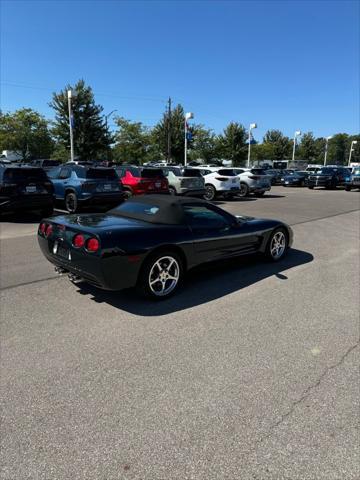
1,187,359,479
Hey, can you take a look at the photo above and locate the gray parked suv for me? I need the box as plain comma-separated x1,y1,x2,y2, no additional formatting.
233,168,271,197
161,167,206,197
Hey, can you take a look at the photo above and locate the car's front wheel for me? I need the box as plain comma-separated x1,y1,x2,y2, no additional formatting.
65,192,78,213
204,184,216,201
169,186,176,195
137,251,184,299
265,228,288,261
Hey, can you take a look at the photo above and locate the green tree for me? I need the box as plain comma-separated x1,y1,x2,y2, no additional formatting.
347,134,360,163
112,117,153,164
216,122,248,166
188,126,216,162
0,108,53,161
327,133,349,165
263,129,292,159
297,132,318,161
153,104,185,164
49,79,111,161
252,142,276,161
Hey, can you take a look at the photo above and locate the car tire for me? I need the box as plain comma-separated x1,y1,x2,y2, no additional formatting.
169,186,177,195
137,250,184,300
345,185,352,191
65,192,78,213
254,191,265,197
265,227,289,262
123,189,132,200
239,182,249,197
204,184,216,201
308,186,314,189
300,180,305,187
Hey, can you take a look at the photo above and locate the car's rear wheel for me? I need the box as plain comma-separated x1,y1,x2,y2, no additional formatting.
265,228,288,261
204,184,216,201
137,251,184,299
65,192,78,213
123,189,132,200
169,186,176,195
239,182,249,197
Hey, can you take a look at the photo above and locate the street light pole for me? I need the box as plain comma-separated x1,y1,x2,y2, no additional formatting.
104,109,117,129
247,123,257,168
348,140,358,166
184,112,194,166
292,130,302,165
324,135,333,166
67,90,75,162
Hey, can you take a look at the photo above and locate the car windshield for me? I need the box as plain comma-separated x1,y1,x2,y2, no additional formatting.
251,169,267,175
3,167,48,181
353,168,360,175
182,168,203,177
164,167,182,176
42,160,60,167
76,167,118,180
217,169,236,176
316,168,336,175
141,168,165,178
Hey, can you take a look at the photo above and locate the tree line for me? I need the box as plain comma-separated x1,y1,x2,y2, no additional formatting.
1,79,359,166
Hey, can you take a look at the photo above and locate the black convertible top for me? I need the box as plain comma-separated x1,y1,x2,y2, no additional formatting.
110,194,208,224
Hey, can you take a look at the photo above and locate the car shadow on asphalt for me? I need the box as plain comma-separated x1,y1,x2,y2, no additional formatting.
74,248,313,316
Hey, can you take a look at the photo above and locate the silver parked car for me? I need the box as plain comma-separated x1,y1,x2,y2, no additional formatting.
161,167,206,197
233,168,271,197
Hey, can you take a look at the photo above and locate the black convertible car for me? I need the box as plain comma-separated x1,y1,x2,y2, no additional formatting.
38,195,293,299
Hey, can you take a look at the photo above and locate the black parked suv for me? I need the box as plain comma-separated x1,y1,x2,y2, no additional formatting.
0,164,54,215
307,166,350,189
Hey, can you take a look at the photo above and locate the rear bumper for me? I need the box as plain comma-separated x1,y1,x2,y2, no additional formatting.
0,194,54,212
217,186,240,193
38,234,140,291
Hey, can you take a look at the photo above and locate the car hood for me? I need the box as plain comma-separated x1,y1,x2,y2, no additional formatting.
50,213,147,230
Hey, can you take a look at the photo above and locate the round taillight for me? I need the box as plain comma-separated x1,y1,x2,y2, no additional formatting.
73,234,85,248
40,223,46,234
86,238,100,252
45,224,53,237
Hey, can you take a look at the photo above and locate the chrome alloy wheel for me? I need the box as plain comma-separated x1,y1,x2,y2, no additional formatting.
270,231,286,259
148,256,180,297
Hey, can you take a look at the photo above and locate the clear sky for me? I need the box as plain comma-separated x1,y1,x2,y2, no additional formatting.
0,0,359,140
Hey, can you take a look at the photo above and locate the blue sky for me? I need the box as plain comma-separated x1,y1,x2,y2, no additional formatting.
0,0,359,140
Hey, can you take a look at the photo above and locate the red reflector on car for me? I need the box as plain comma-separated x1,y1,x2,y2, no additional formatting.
73,234,85,248
40,223,46,234
45,224,53,237
86,238,100,252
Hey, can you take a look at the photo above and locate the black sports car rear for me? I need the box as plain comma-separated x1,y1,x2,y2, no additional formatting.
38,195,293,299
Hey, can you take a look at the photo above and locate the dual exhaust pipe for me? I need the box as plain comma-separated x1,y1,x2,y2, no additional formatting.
54,266,81,283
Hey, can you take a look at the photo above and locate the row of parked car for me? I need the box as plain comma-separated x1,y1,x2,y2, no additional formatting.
1,160,359,217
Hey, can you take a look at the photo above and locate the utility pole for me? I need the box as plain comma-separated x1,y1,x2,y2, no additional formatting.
167,97,172,163
67,90,75,162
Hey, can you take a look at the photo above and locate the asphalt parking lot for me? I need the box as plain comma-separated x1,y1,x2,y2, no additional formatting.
1,186,359,480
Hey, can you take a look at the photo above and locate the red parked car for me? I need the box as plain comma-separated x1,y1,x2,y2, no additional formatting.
115,166,169,198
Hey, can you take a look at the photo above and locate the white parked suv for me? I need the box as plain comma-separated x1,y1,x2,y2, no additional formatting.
233,168,271,197
201,168,240,201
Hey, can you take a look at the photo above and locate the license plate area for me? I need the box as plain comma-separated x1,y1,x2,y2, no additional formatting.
25,186,37,193
103,184,112,191
53,241,71,261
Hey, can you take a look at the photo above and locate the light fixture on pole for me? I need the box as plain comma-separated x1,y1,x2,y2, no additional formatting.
247,123,257,168
292,130,302,164
348,140,358,166
67,89,75,162
184,112,194,166
324,135,333,166
104,110,117,129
